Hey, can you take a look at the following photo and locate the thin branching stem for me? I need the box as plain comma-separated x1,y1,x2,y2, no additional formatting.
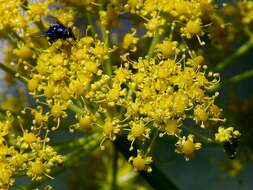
146,128,159,155
0,63,27,83
147,34,160,57
216,36,253,71
182,125,215,144
111,146,118,190
212,68,253,91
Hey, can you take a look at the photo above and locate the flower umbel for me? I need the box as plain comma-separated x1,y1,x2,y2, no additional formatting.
0,0,245,188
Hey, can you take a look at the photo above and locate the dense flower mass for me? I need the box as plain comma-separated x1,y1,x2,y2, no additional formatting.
0,113,63,189
0,0,250,188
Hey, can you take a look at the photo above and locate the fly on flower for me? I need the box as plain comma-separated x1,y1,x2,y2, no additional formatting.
223,138,239,159
44,16,76,43
31,16,76,43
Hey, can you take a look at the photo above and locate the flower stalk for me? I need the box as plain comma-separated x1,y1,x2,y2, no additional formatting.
216,36,253,71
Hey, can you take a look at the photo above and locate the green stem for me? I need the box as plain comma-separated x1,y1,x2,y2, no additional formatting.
103,30,112,76
211,68,253,91
182,125,214,144
243,26,253,38
0,63,27,83
78,9,96,37
55,133,100,151
147,34,160,57
111,147,118,190
99,2,112,76
86,12,96,36
216,37,253,71
146,128,159,155
68,102,83,114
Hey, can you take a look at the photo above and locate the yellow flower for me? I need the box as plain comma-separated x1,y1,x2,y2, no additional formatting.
127,121,151,150
176,134,202,160
51,103,67,119
122,30,139,52
78,115,92,132
32,107,49,127
129,150,152,172
28,78,39,92
181,19,205,45
51,8,76,27
144,16,165,37
27,159,46,180
193,106,209,128
106,86,126,106
159,119,182,137
14,45,33,60
156,40,179,57
215,127,240,143
100,117,121,150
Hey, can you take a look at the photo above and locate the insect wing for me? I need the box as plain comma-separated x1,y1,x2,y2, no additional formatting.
223,138,239,159
44,15,64,26
28,31,46,39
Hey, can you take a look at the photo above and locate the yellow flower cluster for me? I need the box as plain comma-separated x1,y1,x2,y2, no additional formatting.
0,0,27,32
0,113,63,189
27,37,113,128
239,0,253,24
0,0,243,185
27,0,53,22
25,36,225,171
125,0,212,41
0,0,76,36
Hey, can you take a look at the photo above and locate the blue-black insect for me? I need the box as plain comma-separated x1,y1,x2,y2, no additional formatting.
30,16,77,43
223,138,239,159
45,23,76,43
